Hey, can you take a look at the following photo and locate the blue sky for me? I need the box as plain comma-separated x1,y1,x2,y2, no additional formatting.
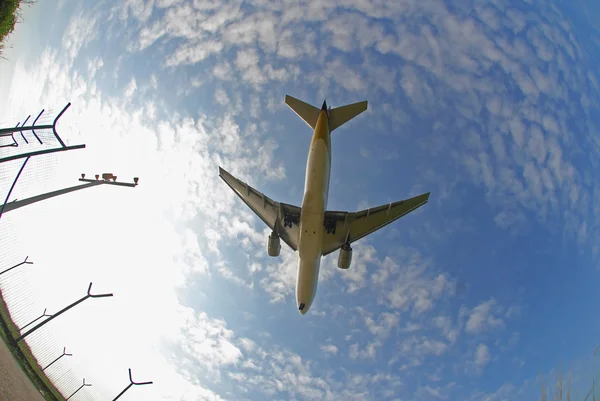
0,0,599,400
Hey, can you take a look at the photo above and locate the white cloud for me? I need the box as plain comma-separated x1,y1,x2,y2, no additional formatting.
341,243,377,293
371,249,454,315
259,245,297,303
150,73,158,89
212,63,233,84
119,0,156,23
124,77,137,99
433,315,459,344
87,57,104,79
165,40,225,67
475,343,491,367
465,298,504,334
62,11,98,62
234,48,266,87
172,310,243,378
320,344,339,355
361,310,399,339
214,88,230,106
392,335,449,370
349,341,381,360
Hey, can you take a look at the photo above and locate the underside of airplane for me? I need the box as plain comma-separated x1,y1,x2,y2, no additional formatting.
219,94,430,314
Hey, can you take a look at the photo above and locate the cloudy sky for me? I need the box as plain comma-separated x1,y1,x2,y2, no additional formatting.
0,0,600,399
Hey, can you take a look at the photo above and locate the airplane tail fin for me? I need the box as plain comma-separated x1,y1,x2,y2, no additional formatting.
285,95,368,132
285,95,321,129
328,100,368,131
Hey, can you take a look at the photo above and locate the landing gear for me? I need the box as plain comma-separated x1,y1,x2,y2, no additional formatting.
284,213,299,228
324,218,336,234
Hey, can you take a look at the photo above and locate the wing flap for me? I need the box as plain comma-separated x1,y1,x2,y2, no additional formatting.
219,167,301,251
321,192,430,256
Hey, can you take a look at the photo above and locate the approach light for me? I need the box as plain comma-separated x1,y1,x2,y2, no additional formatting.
112,176,117,182
95,174,99,180
133,177,139,185
81,173,85,179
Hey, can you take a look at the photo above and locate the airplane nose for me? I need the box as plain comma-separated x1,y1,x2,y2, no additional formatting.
298,301,310,315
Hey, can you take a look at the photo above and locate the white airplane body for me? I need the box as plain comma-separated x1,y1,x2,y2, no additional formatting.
219,95,430,315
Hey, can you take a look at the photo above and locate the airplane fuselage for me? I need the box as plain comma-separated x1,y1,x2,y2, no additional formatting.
296,108,331,314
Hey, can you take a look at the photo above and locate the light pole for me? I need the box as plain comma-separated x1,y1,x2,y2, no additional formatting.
0,172,139,217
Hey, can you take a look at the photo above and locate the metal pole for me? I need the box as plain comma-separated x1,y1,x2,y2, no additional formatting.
42,347,72,371
0,122,18,148
0,123,53,136
1,181,105,214
30,108,44,144
112,368,153,400
15,282,113,342
19,115,30,143
0,143,85,164
0,102,70,137
20,308,52,331
78,177,138,188
0,156,30,220
113,383,133,400
0,174,139,216
65,378,91,400
51,102,71,148
0,256,33,276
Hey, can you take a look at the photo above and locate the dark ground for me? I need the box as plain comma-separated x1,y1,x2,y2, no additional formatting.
0,335,46,401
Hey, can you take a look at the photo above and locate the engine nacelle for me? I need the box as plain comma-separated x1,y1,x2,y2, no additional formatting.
337,243,352,269
267,232,281,257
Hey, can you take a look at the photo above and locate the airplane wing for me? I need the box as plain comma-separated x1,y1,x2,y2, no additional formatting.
218,167,301,251
321,192,430,256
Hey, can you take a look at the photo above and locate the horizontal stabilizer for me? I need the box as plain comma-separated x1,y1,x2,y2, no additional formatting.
328,100,368,131
285,95,321,129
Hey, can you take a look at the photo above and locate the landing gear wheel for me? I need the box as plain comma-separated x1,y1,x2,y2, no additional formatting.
324,219,336,234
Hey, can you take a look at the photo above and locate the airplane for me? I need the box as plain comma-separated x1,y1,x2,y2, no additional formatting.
219,95,430,315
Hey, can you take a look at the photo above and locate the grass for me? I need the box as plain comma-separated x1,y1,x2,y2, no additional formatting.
0,0,35,58
0,0,20,42
539,374,571,401
0,288,66,401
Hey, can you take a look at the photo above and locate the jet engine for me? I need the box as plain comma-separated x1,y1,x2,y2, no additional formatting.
337,243,352,269
268,232,281,257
